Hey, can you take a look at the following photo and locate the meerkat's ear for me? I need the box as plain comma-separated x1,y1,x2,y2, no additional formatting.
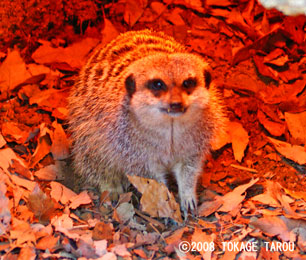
204,69,212,89
125,74,136,97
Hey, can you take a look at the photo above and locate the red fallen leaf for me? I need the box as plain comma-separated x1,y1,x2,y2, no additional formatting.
51,107,68,120
112,244,131,257
173,0,205,12
263,48,288,66
36,235,59,251
100,19,119,47
164,227,188,254
92,222,113,242
0,133,7,148
165,8,185,26
198,198,223,217
133,248,147,259
10,159,33,180
283,16,306,44
206,0,232,6
50,181,77,205
10,218,36,246
0,148,27,174
29,124,52,167
191,227,215,259
250,215,305,242
94,240,108,257
124,0,147,27
268,137,306,165
284,111,306,145
232,28,287,65
218,178,259,212
32,38,99,69
135,232,159,245
69,190,92,209
228,121,249,162
257,109,286,137
278,63,301,83
115,202,135,223
34,164,58,181
50,121,69,160
27,184,55,222
259,77,306,107
29,88,69,111
253,54,279,81
1,121,30,144
128,175,182,223
139,2,166,23
0,187,11,236
0,49,31,92
18,246,36,260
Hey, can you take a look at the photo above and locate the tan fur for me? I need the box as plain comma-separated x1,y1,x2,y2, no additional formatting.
68,30,224,216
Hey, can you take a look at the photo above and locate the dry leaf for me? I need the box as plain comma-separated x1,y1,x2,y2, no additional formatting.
29,124,52,167
69,190,92,209
0,189,11,235
257,109,286,137
191,227,215,260
18,246,36,260
198,198,223,217
101,19,119,46
11,174,36,191
32,38,99,69
0,148,27,174
36,235,59,251
29,88,69,111
27,184,55,222
52,107,68,120
128,175,182,223
94,240,108,257
10,159,33,180
0,49,31,91
268,137,306,165
219,178,259,212
264,48,288,66
250,216,298,242
50,181,77,205
10,218,36,246
35,164,58,181
285,111,306,145
0,133,7,148
1,121,30,144
112,244,131,257
50,121,69,160
123,0,147,27
115,202,135,223
92,222,113,242
229,121,249,162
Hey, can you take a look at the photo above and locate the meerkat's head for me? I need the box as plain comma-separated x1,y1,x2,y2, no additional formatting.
124,53,212,127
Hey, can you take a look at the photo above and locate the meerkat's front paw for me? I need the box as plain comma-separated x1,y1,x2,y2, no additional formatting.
180,193,198,219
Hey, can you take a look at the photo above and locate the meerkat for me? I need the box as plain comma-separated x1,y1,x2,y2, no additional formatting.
68,30,224,217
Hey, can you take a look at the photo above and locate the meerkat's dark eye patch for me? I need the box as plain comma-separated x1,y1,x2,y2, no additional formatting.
125,74,136,97
204,70,212,89
182,78,197,90
147,79,167,92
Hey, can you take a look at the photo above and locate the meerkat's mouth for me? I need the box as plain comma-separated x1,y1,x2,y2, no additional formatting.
160,106,188,117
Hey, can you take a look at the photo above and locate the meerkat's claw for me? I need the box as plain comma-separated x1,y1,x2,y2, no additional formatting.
181,195,198,220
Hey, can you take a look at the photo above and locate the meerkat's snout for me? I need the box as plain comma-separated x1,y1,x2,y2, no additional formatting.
163,92,188,116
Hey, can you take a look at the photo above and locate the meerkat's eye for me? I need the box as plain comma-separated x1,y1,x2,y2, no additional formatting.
182,78,197,89
147,79,167,91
